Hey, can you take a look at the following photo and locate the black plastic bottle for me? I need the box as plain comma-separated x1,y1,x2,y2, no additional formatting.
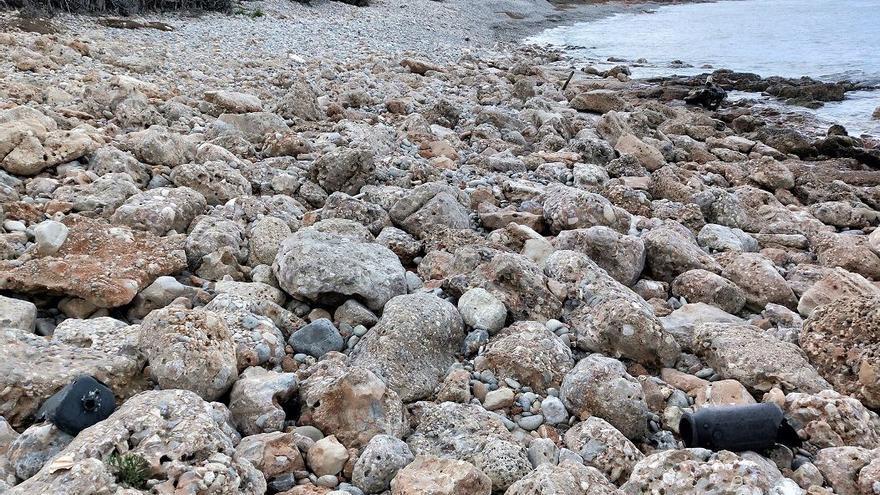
679,403,801,452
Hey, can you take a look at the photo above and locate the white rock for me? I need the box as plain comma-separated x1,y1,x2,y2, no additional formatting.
457,288,507,333
33,220,68,256
308,435,349,477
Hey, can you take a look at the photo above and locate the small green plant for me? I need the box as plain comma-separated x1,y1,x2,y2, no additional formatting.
249,7,263,17
107,453,150,489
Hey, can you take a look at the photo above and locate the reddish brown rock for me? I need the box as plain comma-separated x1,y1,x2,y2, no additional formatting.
0,216,186,307
801,296,880,409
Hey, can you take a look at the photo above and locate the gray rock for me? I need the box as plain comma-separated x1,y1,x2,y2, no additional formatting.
228,367,298,436
389,182,471,237
184,216,246,269
644,224,721,282
693,322,831,394
170,161,252,206
274,80,323,121
110,186,207,235
290,318,344,357
671,269,747,314
463,328,489,355
560,354,649,440
215,112,289,144
659,303,744,349
554,226,645,286
541,396,568,425
273,222,406,311
697,224,759,252
457,288,507,333
334,299,379,328
352,434,414,494
350,293,464,402
310,148,375,195
118,125,197,166
406,402,530,492
564,416,644,483
51,173,140,215
0,327,144,429
517,414,544,431
527,438,559,468
138,306,238,400
7,423,73,480
0,295,36,333
542,183,631,234
14,390,265,494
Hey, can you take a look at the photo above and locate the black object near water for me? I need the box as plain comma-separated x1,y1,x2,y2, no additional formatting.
679,403,801,452
684,80,728,110
36,375,116,435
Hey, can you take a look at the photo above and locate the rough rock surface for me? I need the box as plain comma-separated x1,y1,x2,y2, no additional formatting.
564,416,644,483
505,460,621,495
560,354,649,440
621,449,794,495
298,355,407,449
693,322,830,393
2,9,880,494
0,216,186,307
0,327,144,428
15,390,265,494
350,293,464,401
390,456,492,495
138,305,238,400
475,321,573,394
801,296,880,408
273,222,406,311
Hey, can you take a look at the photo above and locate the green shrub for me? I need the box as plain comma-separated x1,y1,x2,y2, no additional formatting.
107,453,150,489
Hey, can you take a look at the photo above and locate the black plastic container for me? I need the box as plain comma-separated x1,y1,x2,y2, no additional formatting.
36,375,116,435
679,403,801,452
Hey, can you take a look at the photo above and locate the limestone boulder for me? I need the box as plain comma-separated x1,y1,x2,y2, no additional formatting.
0,326,145,428
390,456,491,495
621,449,795,495
721,253,797,310
298,356,406,449
693,323,830,394
564,416,644,483
14,390,265,494
505,460,620,495
801,296,880,409
350,293,464,402
560,354,649,440
475,321,573,394
782,390,880,450
406,401,531,491
542,184,631,234
228,367,298,436
273,222,406,311
138,306,238,400
110,186,207,235
554,226,645,286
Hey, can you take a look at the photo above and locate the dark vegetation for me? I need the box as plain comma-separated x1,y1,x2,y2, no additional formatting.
0,0,234,16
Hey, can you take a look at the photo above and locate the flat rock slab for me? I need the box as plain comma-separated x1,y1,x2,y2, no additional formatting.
0,215,186,307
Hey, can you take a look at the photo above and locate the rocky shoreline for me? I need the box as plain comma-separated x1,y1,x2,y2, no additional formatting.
1,0,880,494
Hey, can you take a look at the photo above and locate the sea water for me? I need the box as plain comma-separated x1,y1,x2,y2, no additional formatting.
529,0,880,136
